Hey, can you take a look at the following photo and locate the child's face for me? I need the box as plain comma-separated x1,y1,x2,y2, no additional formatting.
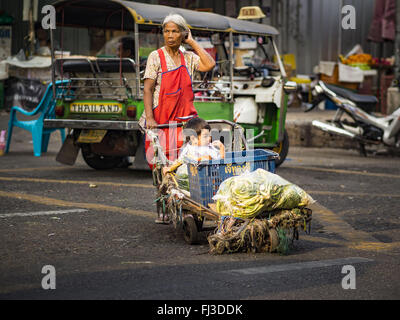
190,129,211,146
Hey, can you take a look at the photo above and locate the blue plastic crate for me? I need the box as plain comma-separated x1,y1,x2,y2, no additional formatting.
187,149,277,207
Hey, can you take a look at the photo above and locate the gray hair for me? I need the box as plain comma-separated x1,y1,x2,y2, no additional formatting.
162,13,189,33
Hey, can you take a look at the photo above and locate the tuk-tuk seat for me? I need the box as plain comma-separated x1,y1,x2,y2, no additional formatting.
61,58,136,74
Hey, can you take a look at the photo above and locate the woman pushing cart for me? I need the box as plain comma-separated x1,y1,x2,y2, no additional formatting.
141,13,312,252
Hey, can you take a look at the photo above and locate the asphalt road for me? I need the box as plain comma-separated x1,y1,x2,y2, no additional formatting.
0,130,399,302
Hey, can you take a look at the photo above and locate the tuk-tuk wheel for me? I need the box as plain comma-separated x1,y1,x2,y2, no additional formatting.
81,144,125,170
273,129,289,167
182,216,199,245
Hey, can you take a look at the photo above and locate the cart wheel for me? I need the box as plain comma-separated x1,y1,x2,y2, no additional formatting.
268,228,279,253
272,129,289,168
183,216,199,245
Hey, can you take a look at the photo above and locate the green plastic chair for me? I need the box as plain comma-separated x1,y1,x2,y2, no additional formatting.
5,80,69,156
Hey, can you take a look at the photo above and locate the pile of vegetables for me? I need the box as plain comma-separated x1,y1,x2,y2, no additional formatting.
213,169,314,219
340,53,372,65
339,53,372,70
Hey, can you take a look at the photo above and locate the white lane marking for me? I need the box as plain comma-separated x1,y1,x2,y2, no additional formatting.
226,257,373,275
0,209,88,218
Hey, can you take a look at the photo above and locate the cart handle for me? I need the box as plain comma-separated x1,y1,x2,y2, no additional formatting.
138,122,184,133
141,119,244,130
155,123,184,129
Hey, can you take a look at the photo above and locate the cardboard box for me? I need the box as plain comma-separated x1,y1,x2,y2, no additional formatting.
320,64,358,91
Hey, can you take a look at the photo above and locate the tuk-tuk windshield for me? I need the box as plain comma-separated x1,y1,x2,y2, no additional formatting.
230,36,279,74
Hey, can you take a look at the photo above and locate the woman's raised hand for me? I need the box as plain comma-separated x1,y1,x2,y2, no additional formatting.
183,29,194,45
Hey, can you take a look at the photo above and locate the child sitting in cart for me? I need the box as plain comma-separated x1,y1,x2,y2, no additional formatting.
180,117,225,162
162,117,225,186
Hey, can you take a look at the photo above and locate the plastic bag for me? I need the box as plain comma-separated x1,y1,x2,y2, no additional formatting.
176,164,190,191
213,168,315,219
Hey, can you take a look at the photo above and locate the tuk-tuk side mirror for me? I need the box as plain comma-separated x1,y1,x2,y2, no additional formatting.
283,81,298,94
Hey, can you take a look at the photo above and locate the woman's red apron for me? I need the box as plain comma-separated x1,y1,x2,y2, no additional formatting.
145,48,198,169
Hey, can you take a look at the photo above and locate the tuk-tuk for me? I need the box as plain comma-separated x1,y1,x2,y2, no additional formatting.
44,0,297,170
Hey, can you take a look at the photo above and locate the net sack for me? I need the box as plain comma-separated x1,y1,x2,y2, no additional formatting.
212,168,315,219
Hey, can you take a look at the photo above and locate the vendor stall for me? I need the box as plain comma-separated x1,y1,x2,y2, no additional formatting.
316,59,378,92
313,45,395,114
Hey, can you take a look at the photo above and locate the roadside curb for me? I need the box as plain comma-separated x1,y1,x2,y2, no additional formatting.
285,110,358,149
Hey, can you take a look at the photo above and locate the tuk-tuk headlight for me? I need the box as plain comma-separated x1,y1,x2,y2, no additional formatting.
283,81,298,94
127,105,137,118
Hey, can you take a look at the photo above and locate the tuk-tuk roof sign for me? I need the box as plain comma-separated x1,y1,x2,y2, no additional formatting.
53,0,279,36
237,6,266,20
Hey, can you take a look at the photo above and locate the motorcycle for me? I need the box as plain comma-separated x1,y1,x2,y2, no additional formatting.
304,80,400,156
